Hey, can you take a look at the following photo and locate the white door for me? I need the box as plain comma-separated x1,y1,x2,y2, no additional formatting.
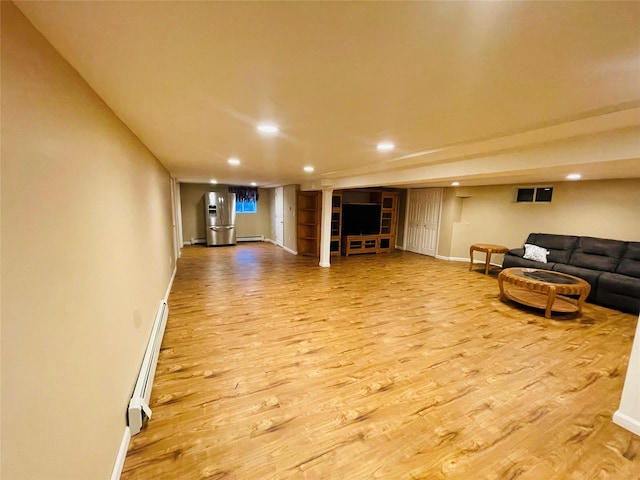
275,187,284,246
406,189,423,252
420,188,442,256
170,178,182,259
405,188,442,257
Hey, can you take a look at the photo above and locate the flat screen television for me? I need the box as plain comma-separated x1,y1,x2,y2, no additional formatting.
342,203,381,236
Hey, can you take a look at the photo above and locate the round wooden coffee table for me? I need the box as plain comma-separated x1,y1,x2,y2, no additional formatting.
498,268,591,319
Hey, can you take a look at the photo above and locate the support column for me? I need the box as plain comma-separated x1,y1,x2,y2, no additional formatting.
319,187,333,267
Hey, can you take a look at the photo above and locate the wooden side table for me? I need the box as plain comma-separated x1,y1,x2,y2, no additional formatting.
469,243,509,274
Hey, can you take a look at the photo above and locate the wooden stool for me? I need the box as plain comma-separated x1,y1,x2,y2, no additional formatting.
469,243,509,274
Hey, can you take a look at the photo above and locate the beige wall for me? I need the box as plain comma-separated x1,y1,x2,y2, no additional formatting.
268,188,276,241
283,185,298,253
436,188,462,258
438,179,640,260
180,183,271,243
1,3,175,478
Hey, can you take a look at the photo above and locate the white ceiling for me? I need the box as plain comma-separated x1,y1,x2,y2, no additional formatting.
14,1,640,189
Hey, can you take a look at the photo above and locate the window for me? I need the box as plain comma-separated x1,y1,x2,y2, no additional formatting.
535,187,553,202
236,198,257,213
515,186,553,203
516,188,535,202
229,186,259,213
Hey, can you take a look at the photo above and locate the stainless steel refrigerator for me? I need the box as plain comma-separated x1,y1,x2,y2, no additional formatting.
204,192,237,246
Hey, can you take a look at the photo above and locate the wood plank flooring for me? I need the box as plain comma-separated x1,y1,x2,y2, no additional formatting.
122,243,640,479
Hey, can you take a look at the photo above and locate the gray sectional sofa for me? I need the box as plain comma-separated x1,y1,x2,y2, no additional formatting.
502,233,640,314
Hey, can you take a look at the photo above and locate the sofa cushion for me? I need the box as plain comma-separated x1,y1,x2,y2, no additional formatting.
502,254,555,271
551,263,603,301
525,233,579,264
507,248,525,257
569,252,619,272
597,272,640,314
616,242,640,279
568,237,626,273
580,237,627,257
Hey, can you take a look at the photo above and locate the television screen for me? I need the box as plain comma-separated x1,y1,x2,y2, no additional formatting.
342,204,381,236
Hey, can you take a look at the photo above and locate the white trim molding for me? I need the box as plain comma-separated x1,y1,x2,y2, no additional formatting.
436,254,503,269
613,314,640,435
111,266,176,478
282,246,298,256
613,411,640,437
110,427,131,480
164,265,177,303
436,255,469,263
237,235,265,242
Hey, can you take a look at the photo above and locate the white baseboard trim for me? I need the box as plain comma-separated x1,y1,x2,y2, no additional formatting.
238,235,265,242
112,264,175,478
183,239,205,246
265,238,293,252
436,254,468,262
613,410,640,436
436,255,476,263
283,246,298,255
110,426,131,480
164,265,177,303
436,255,502,268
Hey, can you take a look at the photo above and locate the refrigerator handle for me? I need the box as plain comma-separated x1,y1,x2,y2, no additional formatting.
209,226,234,231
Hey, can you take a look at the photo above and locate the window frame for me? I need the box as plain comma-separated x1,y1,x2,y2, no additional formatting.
236,198,257,214
514,186,553,203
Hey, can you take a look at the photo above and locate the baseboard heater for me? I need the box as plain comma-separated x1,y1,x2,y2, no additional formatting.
237,235,264,242
127,300,168,435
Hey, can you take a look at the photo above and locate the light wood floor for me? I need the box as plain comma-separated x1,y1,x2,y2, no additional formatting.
122,243,640,479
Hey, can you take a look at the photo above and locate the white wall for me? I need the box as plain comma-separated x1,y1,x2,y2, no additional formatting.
1,3,175,478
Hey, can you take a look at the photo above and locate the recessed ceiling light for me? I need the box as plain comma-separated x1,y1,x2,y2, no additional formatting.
257,124,279,135
228,157,240,166
376,142,395,152
451,181,460,186
566,173,581,180
304,166,314,173
210,179,217,184
250,182,257,186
